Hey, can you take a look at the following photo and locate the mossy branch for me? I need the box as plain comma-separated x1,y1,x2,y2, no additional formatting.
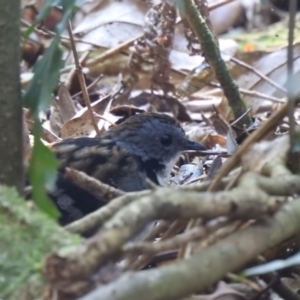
173,0,252,127
0,186,81,299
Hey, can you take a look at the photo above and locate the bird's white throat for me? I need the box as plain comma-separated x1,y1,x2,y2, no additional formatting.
156,154,180,186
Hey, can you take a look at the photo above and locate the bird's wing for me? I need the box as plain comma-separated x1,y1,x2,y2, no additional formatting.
50,137,148,191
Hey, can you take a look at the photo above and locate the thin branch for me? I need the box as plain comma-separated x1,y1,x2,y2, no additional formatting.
208,82,286,103
175,0,252,127
65,190,149,235
71,74,104,99
123,227,206,255
67,21,101,135
230,57,287,95
208,103,288,191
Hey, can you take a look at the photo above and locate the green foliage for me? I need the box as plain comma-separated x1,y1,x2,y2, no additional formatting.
24,36,63,112
23,0,78,219
29,124,60,219
292,131,300,152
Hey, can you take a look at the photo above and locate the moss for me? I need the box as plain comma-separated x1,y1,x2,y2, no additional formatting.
0,185,81,299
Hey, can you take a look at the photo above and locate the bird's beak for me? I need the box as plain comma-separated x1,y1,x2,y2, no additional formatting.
182,139,207,151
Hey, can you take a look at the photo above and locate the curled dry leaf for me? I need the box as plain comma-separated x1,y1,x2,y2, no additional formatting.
209,112,230,136
60,95,114,138
110,105,146,125
49,103,64,136
72,0,147,51
57,84,77,123
226,127,238,155
25,117,60,144
49,84,78,137
206,154,223,180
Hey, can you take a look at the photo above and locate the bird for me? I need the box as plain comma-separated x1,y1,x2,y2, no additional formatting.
48,112,207,225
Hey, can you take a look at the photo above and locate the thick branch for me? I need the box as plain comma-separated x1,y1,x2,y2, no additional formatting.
45,186,277,285
80,198,300,300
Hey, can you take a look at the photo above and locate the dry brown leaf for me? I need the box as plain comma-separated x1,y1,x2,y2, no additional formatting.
57,84,77,123
236,44,300,114
60,111,101,138
226,127,238,155
49,103,64,136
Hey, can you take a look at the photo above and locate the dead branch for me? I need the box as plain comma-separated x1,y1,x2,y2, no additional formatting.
65,190,149,235
45,185,278,287
79,198,300,300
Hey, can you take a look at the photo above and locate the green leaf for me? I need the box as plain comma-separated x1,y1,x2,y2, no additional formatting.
170,0,187,17
23,35,63,113
36,0,61,23
292,131,300,152
23,0,79,220
23,24,36,39
56,1,80,35
29,124,60,219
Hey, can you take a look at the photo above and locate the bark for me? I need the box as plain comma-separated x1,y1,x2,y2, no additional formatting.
0,0,23,192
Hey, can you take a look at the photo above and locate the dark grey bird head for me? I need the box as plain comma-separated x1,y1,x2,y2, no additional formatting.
107,113,207,185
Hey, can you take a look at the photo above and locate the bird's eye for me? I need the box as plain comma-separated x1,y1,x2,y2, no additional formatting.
160,134,173,147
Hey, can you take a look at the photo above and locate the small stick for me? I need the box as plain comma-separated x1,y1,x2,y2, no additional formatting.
67,21,101,135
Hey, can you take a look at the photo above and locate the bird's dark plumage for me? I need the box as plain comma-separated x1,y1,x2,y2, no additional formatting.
48,113,207,224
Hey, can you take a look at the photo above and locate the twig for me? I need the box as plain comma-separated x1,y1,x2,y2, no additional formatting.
123,227,206,255
65,190,149,235
209,0,236,10
259,271,300,300
71,74,104,99
230,108,252,127
125,220,188,271
21,18,107,49
226,273,262,291
209,82,286,103
64,167,123,201
64,51,89,91
230,57,287,95
67,21,101,135
208,103,288,191
85,36,139,67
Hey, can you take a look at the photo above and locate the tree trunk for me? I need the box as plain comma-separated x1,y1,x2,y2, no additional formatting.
0,0,23,192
